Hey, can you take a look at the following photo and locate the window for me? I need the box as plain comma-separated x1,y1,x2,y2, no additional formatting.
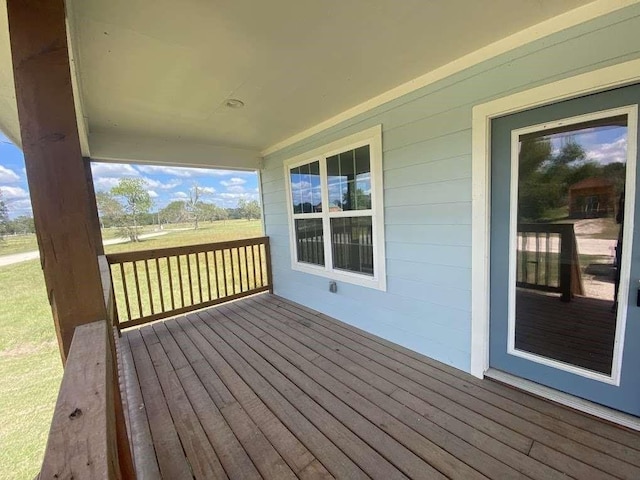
284,125,386,290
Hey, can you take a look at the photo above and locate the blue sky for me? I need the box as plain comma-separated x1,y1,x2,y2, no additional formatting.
0,132,259,219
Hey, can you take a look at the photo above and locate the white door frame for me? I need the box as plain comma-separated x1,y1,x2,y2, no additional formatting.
470,58,640,379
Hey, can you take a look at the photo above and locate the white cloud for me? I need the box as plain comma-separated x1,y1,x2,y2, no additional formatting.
94,177,121,191
5,198,32,215
586,135,627,165
211,191,259,207
173,191,188,199
0,165,20,183
220,177,247,187
0,185,29,200
226,185,245,193
143,177,182,190
90,162,139,177
199,186,216,194
147,190,159,198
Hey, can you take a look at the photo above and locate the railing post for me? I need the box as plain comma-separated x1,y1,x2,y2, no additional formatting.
559,225,574,303
265,237,274,293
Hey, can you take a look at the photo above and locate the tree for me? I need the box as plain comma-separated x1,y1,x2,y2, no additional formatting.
95,190,125,228
159,200,188,224
111,178,153,241
185,183,210,229
237,199,261,220
8,216,35,235
0,189,9,240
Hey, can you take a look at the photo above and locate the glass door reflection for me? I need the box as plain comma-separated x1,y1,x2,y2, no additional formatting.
513,114,628,375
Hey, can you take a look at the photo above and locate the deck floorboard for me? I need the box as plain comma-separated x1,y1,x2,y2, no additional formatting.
122,293,640,479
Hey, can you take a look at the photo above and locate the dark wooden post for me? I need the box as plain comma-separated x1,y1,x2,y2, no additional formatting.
7,0,107,361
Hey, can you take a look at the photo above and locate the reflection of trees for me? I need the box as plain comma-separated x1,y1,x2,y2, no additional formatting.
342,187,371,210
518,138,625,222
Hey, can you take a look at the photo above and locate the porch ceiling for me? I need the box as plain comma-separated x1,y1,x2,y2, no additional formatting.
0,0,598,166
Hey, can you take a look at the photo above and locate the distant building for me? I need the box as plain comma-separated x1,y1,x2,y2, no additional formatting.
568,177,615,219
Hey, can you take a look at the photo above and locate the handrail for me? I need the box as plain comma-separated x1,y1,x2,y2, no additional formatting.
106,236,273,329
39,320,135,479
517,223,583,302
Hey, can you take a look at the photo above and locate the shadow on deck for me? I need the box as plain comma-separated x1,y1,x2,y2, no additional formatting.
120,293,640,479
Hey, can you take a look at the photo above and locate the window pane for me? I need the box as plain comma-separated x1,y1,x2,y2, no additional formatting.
295,218,325,266
331,217,374,275
515,115,627,375
326,146,371,211
290,161,321,213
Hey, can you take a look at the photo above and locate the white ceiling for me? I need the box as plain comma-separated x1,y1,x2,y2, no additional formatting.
0,0,601,162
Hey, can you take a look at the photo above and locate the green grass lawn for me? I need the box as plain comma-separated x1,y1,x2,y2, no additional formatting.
0,219,263,479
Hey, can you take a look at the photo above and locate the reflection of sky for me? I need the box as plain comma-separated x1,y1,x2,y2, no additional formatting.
546,125,627,165
290,173,321,206
328,173,371,206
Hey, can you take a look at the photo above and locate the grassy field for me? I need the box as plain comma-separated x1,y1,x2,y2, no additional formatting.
0,219,262,479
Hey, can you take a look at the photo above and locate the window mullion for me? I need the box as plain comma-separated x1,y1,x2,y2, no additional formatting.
319,156,333,272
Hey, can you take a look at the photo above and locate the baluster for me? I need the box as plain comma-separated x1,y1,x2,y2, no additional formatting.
251,244,258,289
195,252,203,303
176,255,185,308
243,245,250,292
132,261,143,319
186,253,194,305
155,257,165,313
213,250,221,299
204,250,212,301
167,256,175,311
144,260,154,315
230,248,237,295
119,262,132,322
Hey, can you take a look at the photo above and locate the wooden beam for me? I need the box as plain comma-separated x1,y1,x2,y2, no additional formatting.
7,0,106,361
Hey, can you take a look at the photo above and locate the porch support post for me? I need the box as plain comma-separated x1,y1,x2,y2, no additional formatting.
7,0,107,361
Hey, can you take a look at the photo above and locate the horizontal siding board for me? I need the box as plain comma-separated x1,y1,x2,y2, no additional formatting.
385,224,471,247
384,155,471,187
386,259,471,289
261,5,640,371
386,243,471,268
385,178,471,207
385,203,471,225
382,130,472,171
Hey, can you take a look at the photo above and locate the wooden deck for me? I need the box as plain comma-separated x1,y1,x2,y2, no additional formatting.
120,293,640,480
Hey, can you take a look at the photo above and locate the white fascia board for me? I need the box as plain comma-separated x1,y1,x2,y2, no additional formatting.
65,0,90,157
89,132,262,171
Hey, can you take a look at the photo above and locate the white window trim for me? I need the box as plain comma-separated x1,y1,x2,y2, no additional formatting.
506,106,637,386
284,125,386,291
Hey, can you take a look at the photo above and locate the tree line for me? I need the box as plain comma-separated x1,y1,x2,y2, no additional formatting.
96,178,261,241
0,179,262,242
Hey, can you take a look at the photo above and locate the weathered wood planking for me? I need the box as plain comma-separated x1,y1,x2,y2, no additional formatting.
121,293,640,480
39,321,133,479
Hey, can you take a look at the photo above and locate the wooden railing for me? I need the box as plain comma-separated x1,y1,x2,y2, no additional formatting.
107,236,272,329
39,257,134,479
517,223,583,302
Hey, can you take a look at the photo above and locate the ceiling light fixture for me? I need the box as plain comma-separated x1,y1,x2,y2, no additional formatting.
225,99,245,109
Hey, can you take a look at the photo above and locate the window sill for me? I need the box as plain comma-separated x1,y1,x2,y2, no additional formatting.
291,261,387,291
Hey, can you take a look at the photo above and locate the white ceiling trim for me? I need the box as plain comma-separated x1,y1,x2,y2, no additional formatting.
89,132,261,171
261,0,639,157
66,5,90,158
